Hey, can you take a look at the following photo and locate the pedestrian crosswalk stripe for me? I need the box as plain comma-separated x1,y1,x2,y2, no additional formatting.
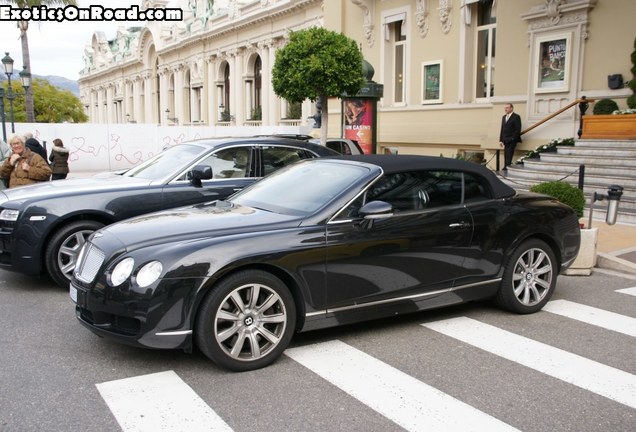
285,339,519,432
543,299,636,337
423,317,636,409
616,287,636,297
96,370,233,432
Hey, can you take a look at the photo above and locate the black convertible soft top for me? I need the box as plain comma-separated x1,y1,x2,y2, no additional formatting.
326,154,516,199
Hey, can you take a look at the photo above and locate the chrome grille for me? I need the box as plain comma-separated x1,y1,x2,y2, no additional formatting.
75,243,105,283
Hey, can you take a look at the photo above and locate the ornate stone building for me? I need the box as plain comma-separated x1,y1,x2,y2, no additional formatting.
79,0,322,127
80,0,635,162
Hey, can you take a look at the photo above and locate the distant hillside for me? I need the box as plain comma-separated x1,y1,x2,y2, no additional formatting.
0,74,79,96
43,75,79,96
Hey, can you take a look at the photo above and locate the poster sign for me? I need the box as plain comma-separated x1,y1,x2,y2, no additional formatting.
536,33,571,92
343,98,373,154
422,61,442,104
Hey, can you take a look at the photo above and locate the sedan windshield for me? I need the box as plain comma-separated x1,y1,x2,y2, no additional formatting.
124,144,205,180
232,160,369,216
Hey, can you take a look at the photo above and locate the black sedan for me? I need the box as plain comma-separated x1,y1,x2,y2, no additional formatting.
70,155,581,371
0,137,338,287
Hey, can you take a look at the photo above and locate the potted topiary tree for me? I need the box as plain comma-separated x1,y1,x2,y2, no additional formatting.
582,38,636,139
582,96,636,139
530,181,596,275
592,98,619,115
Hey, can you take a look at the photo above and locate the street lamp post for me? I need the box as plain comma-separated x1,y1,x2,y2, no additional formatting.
0,87,6,142
2,52,15,134
1,54,31,137
19,65,31,97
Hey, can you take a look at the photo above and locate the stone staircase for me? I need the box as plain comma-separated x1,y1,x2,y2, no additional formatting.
503,139,636,225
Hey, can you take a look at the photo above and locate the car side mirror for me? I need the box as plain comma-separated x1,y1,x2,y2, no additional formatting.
189,165,213,188
359,200,393,219
357,201,393,229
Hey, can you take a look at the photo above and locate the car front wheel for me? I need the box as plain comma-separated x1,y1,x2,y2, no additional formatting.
196,270,296,371
45,220,105,288
495,239,557,314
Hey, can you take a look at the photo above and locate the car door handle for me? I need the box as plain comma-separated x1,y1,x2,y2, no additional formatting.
449,222,470,229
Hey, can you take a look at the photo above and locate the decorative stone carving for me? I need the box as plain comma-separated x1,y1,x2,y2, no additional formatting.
141,0,168,10
228,0,241,20
522,0,597,31
438,0,452,34
351,0,375,48
190,58,204,86
416,0,429,38
545,0,565,25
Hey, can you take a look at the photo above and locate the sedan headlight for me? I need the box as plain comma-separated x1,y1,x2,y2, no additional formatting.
0,209,19,221
110,257,135,287
135,261,163,288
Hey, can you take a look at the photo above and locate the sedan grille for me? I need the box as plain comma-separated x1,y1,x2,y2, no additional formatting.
75,243,105,283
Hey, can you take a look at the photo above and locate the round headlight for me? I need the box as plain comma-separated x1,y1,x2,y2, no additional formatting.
110,257,135,286
136,261,163,288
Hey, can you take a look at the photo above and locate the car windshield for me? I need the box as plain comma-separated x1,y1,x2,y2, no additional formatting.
123,144,205,180
231,160,368,216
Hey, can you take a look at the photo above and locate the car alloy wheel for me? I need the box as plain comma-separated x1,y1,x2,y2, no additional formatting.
196,270,296,371
496,239,556,314
45,220,105,288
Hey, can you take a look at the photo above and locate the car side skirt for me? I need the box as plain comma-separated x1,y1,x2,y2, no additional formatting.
301,278,501,331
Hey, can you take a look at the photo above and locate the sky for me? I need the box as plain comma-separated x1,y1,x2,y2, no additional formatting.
0,0,180,81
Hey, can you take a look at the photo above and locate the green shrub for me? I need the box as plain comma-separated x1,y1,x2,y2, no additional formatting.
593,98,619,115
250,106,262,121
530,181,585,217
221,109,232,122
287,102,302,119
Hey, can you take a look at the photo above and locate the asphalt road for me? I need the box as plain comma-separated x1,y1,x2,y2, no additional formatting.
1,269,635,432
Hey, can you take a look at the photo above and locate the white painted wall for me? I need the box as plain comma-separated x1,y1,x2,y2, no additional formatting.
9,123,310,174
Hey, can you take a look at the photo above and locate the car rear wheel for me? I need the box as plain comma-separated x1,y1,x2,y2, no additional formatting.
45,220,105,288
495,239,556,314
196,270,296,371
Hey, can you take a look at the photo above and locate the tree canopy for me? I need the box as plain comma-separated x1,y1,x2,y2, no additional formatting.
272,27,365,103
272,27,365,142
5,0,79,122
1,78,87,123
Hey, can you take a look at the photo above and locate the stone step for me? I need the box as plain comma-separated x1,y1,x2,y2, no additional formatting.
540,153,636,166
506,176,636,194
573,139,636,148
506,183,636,224
583,207,636,225
522,160,635,177
557,147,636,157
505,166,636,189
508,138,636,225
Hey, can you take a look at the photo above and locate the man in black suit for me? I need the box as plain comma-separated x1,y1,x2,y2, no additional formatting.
499,103,522,170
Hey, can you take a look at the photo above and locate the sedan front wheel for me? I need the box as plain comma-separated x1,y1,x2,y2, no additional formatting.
196,270,296,371
45,220,105,289
496,239,556,314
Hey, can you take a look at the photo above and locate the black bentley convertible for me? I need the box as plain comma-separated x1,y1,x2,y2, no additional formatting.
70,155,581,371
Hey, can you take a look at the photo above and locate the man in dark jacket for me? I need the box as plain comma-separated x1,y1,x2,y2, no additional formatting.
499,103,522,170
25,136,48,162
